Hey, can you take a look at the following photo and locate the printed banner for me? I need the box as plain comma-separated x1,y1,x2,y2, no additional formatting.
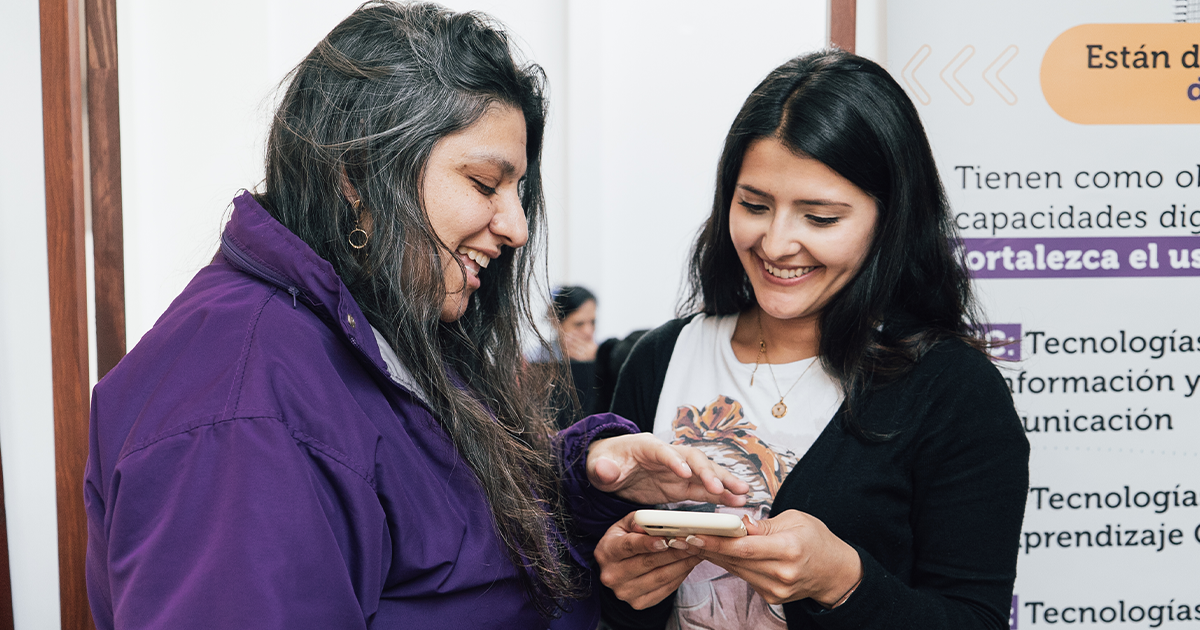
891,2,1200,628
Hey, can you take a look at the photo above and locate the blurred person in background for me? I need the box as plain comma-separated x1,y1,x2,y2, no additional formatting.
552,286,600,364
543,286,598,428
543,286,649,430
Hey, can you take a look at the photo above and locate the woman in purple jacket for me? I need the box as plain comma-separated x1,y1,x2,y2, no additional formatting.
84,4,745,629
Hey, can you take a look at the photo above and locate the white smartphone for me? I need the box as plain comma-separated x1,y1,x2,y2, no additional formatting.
632,509,748,538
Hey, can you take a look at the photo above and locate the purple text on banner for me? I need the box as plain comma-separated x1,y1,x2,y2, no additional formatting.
960,236,1200,279
981,324,1022,361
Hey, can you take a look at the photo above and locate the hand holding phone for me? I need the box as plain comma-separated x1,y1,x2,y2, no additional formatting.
632,509,748,538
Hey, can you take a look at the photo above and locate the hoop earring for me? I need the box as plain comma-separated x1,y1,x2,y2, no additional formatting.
348,199,368,249
348,226,368,249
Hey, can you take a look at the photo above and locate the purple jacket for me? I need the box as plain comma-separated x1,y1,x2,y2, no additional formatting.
85,192,638,629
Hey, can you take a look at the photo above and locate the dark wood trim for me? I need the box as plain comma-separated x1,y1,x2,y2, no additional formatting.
0,443,12,630
40,0,97,627
830,0,857,53
86,0,127,378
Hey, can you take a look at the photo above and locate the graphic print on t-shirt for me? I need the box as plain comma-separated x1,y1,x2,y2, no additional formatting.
665,395,798,629
652,314,843,629
671,395,799,513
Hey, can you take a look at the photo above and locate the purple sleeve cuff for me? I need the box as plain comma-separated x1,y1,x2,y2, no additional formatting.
557,413,645,541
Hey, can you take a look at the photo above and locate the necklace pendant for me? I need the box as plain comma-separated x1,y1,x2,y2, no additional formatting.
771,401,787,418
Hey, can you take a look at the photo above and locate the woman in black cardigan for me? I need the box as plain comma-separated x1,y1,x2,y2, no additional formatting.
596,50,1029,630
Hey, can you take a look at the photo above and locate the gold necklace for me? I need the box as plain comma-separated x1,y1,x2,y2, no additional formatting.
751,311,816,418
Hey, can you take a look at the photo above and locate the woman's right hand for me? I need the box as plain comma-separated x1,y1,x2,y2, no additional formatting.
595,511,703,610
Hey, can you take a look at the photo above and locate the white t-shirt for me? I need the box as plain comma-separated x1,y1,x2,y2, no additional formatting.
651,314,843,630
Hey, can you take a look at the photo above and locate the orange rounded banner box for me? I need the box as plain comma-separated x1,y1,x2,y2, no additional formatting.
1041,23,1200,124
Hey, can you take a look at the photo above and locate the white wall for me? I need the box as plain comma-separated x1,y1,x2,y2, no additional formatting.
857,0,888,66
563,1,828,341
0,2,64,629
117,0,277,348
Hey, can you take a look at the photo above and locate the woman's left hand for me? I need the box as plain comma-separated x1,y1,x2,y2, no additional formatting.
587,433,749,507
560,330,598,362
682,509,863,607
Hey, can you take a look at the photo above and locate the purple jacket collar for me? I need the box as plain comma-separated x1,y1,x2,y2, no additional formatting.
220,191,397,388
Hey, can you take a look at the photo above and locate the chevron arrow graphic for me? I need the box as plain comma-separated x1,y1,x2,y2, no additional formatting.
940,45,975,105
902,45,932,105
983,45,1019,105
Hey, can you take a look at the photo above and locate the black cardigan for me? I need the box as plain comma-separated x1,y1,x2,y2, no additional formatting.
601,317,1030,630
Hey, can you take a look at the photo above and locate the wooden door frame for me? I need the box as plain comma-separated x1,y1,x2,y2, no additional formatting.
87,0,127,380
39,0,124,626
830,0,857,53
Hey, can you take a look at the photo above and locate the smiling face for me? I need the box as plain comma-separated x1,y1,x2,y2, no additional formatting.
422,104,530,321
729,137,878,326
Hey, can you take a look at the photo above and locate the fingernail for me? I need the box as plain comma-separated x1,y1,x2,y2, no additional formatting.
652,539,668,551
667,538,688,550
684,535,705,548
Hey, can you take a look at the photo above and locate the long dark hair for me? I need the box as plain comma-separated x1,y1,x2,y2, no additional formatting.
549,285,596,322
255,2,575,614
685,49,985,430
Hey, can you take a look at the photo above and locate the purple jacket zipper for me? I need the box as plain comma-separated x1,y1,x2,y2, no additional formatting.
220,232,302,308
